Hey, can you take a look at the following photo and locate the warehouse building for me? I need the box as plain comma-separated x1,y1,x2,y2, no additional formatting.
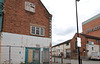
0,0,52,64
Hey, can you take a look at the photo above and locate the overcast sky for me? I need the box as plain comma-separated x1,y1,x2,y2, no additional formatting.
41,0,100,46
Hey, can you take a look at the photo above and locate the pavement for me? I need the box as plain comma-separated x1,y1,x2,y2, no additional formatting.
52,57,100,64
52,63,71,64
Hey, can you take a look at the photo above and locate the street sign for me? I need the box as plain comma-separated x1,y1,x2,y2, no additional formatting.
77,37,81,47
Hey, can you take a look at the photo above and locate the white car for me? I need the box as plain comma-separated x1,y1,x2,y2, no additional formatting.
90,52,100,60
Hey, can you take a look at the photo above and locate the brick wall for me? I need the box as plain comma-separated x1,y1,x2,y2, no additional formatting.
71,15,100,58
2,0,52,38
70,33,78,58
70,33,100,58
82,17,100,37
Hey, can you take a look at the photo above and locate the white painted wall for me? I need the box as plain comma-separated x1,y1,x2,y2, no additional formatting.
64,43,70,49
63,43,71,58
86,44,99,57
52,43,71,58
1,32,51,64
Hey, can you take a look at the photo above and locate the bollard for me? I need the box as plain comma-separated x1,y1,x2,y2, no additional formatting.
54,57,55,63
80,59,82,64
9,46,11,64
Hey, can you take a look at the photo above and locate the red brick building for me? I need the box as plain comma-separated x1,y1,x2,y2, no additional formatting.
71,14,100,59
2,0,52,37
0,0,52,64
82,14,100,37
71,33,100,58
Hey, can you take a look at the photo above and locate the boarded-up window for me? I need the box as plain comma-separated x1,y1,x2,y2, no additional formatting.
35,49,39,62
28,49,33,63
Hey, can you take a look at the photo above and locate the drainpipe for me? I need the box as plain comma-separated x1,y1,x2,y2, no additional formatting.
0,0,4,64
99,45,100,52
0,0,4,35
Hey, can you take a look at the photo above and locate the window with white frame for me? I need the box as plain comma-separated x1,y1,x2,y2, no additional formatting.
88,41,94,45
41,28,44,35
31,26,45,36
36,27,39,35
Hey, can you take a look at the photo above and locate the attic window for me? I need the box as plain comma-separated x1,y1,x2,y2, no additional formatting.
25,1,35,13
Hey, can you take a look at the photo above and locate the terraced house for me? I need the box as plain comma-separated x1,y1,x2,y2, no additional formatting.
0,0,52,64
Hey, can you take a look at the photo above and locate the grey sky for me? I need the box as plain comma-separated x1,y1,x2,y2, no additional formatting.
41,0,100,45
54,26,76,36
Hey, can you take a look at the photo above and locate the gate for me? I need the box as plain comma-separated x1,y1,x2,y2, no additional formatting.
42,48,49,64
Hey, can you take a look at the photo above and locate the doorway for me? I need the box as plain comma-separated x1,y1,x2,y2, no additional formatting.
25,47,40,64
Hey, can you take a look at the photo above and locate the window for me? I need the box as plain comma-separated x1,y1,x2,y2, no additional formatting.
88,41,94,45
31,26,35,34
75,41,78,53
96,40,99,43
36,27,39,35
41,28,44,36
92,47,94,50
31,26,45,36
66,43,69,46
87,41,88,43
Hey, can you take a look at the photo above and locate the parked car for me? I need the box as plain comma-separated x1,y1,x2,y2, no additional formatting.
90,52,100,60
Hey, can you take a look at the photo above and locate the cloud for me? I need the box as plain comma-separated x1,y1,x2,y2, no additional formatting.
41,0,100,45
54,26,76,36
52,39,64,46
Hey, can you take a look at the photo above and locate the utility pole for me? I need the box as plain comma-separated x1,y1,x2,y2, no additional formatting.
75,0,81,64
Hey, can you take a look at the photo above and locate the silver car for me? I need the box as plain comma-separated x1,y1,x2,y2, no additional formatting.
90,52,100,60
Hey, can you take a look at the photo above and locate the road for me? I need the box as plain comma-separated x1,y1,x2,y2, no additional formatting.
52,57,100,64
71,59,100,64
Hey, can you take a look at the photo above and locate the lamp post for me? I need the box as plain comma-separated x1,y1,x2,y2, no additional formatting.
75,0,81,64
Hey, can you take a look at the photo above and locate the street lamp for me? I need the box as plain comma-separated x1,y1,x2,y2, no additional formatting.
76,0,80,1
75,0,81,64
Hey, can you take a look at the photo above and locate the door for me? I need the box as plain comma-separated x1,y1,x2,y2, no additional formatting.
33,48,40,64
25,47,40,64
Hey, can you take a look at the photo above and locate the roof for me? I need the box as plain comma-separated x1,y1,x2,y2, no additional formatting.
52,39,72,47
82,13,100,25
80,33,100,40
39,0,52,19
